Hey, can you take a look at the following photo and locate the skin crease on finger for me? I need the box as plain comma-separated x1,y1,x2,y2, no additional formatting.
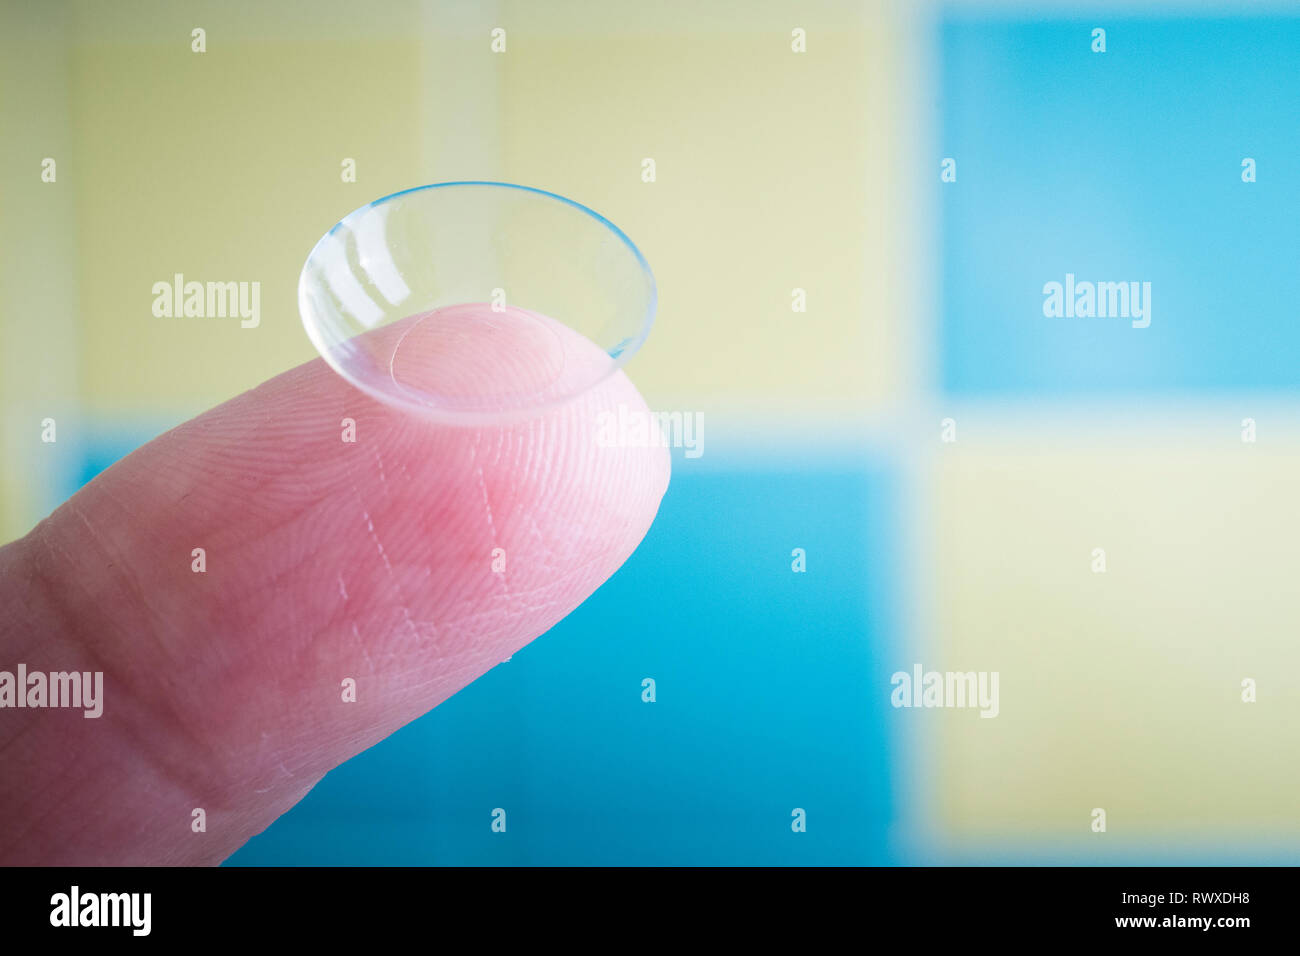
0,318,670,865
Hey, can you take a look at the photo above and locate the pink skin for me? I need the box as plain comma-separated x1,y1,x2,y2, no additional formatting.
0,317,670,865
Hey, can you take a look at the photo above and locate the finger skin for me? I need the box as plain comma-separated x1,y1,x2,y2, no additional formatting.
0,323,669,865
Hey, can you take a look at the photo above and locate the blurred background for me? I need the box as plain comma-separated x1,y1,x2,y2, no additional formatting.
1,0,1297,864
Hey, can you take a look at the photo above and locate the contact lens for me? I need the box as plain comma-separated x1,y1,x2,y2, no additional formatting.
297,181,657,424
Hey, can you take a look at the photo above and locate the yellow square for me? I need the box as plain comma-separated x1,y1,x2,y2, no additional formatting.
935,438,1300,854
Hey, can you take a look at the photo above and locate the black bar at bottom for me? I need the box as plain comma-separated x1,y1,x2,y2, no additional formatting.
0,865,1288,942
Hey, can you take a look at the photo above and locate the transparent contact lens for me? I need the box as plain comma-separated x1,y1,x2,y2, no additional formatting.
298,181,656,425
